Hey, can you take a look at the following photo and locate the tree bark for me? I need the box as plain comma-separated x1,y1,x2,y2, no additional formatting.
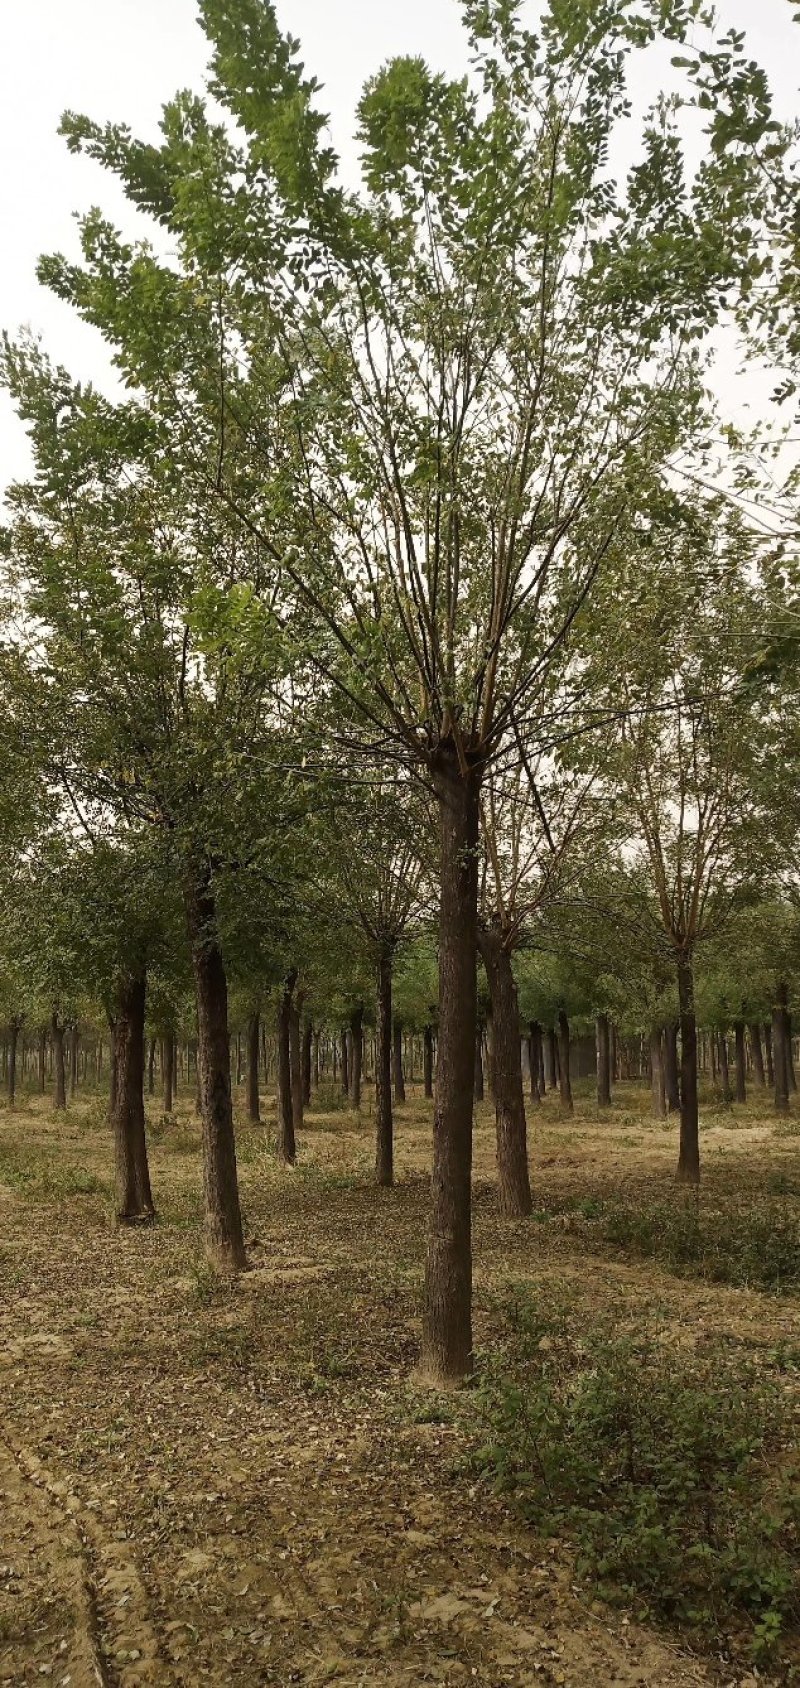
528,1022,542,1103
349,1006,363,1110
596,1013,612,1108
112,970,155,1224
375,947,393,1187
478,929,532,1217
773,983,791,1114
423,1024,434,1098
276,972,297,1163
185,870,246,1269
748,1023,766,1088
763,1020,775,1087
733,1020,747,1104
421,749,480,1386
52,1014,67,1111
393,1019,406,1104
246,1012,260,1123
676,953,700,1183
162,1032,175,1114
649,1027,666,1118
557,1011,573,1114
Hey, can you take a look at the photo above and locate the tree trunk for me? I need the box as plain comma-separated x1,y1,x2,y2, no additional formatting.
162,1032,175,1114
763,1020,775,1087
718,1031,732,1103
527,1022,542,1103
375,947,393,1187
52,1015,67,1111
421,749,480,1386
112,970,155,1224
69,1024,79,1100
473,1025,484,1101
246,1012,260,1123
7,1017,20,1110
749,1023,766,1088
340,1028,349,1097
676,953,700,1184
733,1020,747,1104
557,1011,573,1114
649,1027,666,1118
423,1024,434,1098
185,870,246,1269
596,1013,612,1108
787,1010,797,1092
392,1019,406,1104
276,973,297,1163
478,929,532,1217
545,1027,557,1091
302,1018,312,1108
289,989,304,1136
773,983,791,1114
664,1021,680,1112
147,1036,156,1095
349,1006,363,1110
38,1028,46,1095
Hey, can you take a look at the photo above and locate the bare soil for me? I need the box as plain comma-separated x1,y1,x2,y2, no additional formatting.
0,1080,797,1687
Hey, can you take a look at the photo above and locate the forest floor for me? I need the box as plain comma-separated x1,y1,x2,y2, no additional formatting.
0,1079,798,1688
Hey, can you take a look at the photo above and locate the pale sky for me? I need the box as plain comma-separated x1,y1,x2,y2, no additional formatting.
0,1,797,493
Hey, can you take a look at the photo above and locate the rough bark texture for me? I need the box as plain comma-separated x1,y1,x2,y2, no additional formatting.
557,1012,573,1114
349,1006,363,1110
392,1020,406,1104
664,1021,680,1112
649,1027,666,1119
596,1014,612,1108
423,1025,434,1099
185,872,246,1269
276,972,297,1164
421,749,480,1386
162,1032,175,1114
749,1023,766,1088
773,984,790,1114
52,1015,67,1112
246,1012,260,1123
112,971,155,1224
478,929,532,1217
733,1020,747,1104
676,953,700,1184
375,948,393,1187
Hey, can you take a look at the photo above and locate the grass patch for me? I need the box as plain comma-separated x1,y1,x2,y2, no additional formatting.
598,1196,800,1292
472,1298,800,1668
0,1142,108,1201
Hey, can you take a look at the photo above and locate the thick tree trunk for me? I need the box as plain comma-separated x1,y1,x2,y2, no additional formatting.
350,1006,363,1110
473,1025,484,1101
773,983,790,1114
289,989,304,1136
528,1022,542,1103
478,929,532,1217
246,1012,260,1123
7,1017,20,1110
596,1013,612,1108
162,1032,175,1114
423,1024,434,1099
340,1028,349,1097
749,1023,766,1088
420,749,480,1386
733,1020,747,1104
302,1018,312,1108
276,973,297,1163
112,971,155,1224
185,871,246,1269
718,1031,732,1103
393,1019,406,1104
375,947,393,1187
676,953,700,1183
557,1011,573,1114
52,1016,67,1111
649,1027,666,1118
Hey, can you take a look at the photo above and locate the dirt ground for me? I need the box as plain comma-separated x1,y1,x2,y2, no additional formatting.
0,1079,798,1688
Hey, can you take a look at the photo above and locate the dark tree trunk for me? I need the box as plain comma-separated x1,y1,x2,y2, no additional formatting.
340,1028,350,1097
162,1032,175,1114
52,1015,67,1111
749,1023,766,1088
557,1011,573,1114
718,1031,732,1103
773,983,790,1114
423,1024,434,1098
185,871,246,1269
676,953,700,1184
649,1027,666,1118
349,1006,363,1110
112,971,155,1224
664,1022,680,1112
302,1018,312,1108
375,947,393,1187
473,1024,484,1101
246,1012,260,1123
7,1017,20,1109
763,1020,775,1087
392,1019,406,1104
528,1022,542,1103
545,1027,557,1091
596,1013,612,1108
289,989,304,1135
421,749,480,1386
276,972,297,1164
733,1020,747,1104
478,929,532,1217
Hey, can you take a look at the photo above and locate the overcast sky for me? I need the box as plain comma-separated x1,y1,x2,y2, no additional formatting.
1,0,797,492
